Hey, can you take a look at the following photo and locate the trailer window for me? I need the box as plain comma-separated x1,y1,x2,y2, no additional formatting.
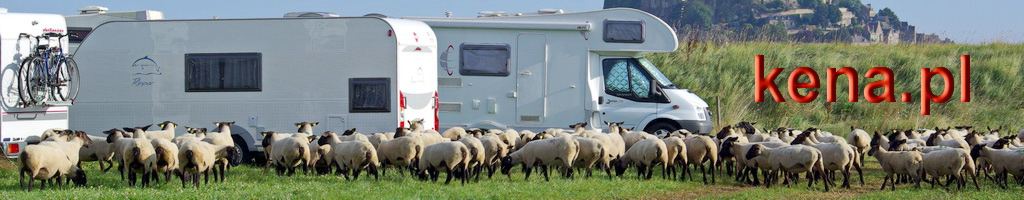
185,53,262,92
460,44,510,76
68,27,92,44
350,78,391,113
604,20,644,43
603,58,653,100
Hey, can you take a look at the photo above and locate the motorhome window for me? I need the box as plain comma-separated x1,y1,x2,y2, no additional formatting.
460,44,510,76
604,21,644,43
349,78,391,113
185,53,262,92
638,58,676,89
603,58,653,100
68,27,92,43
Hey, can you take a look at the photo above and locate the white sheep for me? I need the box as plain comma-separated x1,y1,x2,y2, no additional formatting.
143,121,178,141
792,134,863,188
921,148,978,190
323,140,380,180
869,144,924,190
745,144,829,191
203,122,237,173
925,130,970,149
442,127,468,140
847,127,871,163
573,136,609,178
377,128,425,176
678,131,718,184
18,145,87,191
662,136,688,181
78,133,116,172
150,138,179,183
516,130,537,150
121,137,157,187
418,141,470,185
270,135,314,176
500,136,580,181
37,130,93,168
477,134,509,179
177,140,217,188
458,136,486,181
616,138,668,180
39,128,70,141
970,145,1024,189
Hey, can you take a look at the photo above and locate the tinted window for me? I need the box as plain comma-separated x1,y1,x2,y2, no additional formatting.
185,53,262,92
68,27,92,43
604,21,644,43
603,58,653,101
350,78,391,113
460,44,510,76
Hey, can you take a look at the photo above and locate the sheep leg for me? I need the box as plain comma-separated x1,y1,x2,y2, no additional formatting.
353,166,363,181
204,170,210,185
970,170,980,190
142,171,151,187
541,165,550,182
119,164,125,180
523,165,532,181
180,171,187,188
193,172,200,188
443,167,453,185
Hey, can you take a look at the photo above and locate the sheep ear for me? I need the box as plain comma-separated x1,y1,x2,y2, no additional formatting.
122,127,134,132
141,124,153,131
158,123,167,129
307,136,317,143
312,122,320,126
295,123,302,128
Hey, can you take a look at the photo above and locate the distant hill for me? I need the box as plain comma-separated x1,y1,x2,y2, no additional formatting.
604,0,952,43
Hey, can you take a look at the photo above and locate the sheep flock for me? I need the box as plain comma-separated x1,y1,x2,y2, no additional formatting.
16,120,1024,192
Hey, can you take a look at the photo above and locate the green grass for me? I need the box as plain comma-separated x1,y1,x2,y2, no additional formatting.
3,156,1024,199
648,42,1024,135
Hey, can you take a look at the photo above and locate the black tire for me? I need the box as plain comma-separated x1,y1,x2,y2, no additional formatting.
52,56,79,102
644,121,678,137
18,56,47,105
230,136,250,166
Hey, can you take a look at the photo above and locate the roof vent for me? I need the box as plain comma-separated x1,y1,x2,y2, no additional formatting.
537,9,564,15
477,11,508,17
283,12,339,18
363,13,388,18
79,5,109,14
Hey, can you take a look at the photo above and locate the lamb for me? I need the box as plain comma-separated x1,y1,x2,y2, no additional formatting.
921,148,979,190
616,138,668,180
270,134,315,176
458,136,487,180
661,136,688,181
323,140,380,180
847,127,871,164
477,134,509,179
970,144,1024,188
19,145,87,191
869,144,924,190
143,121,178,141
744,144,829,191
120,136,158,187
573,136,609,178
418,141,471,185
377,128,425,176
501,135,580,181
150,138,180,183
177,140,217,188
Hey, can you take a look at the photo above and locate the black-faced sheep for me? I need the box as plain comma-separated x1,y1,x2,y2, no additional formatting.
616,138,668,180
19,145,87,191
419,141,470,185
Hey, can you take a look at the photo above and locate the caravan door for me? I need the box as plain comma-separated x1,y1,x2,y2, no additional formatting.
515,33,547,124
598,57,659,130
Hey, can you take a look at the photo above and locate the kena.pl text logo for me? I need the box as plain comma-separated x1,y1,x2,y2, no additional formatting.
753,54,970,115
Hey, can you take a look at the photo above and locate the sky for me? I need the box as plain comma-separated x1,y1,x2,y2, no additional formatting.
1,0,1020,43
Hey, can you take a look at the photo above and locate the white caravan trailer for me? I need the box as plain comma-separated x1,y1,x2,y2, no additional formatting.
70,17,439,163
0,10,70,158
410,8,712,135
64,6,165,52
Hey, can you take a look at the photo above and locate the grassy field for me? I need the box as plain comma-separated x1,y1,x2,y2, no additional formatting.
649,42,1024,134
2,156,1023,199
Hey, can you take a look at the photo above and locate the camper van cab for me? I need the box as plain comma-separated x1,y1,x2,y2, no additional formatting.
410,8,712,135
0,10,70,158
70,17,439,163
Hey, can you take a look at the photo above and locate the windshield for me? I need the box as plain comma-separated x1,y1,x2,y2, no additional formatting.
638,58,677,89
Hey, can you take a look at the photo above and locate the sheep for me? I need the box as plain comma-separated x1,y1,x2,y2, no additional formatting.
677,131,718,184
319,129,370,145
203,122,237,173
270,134,315,176
377,128,425,176
38,130,93,168
921,148,979,190
792,133,863,188
120,135,157,187
621,129,656,151
745,144,829,191
143,121,178,141
926,129,970,149
516,130,537,150
19,145,87,191
105,129,136,180
150,138,179,183
173,128,205,147
418,141,471,185
847,127,871,164
295,121,319,134
477,134,509,179
970,145,1024,188
367,132,394,149
442,127,468,140
604,122,629,160
322,140,380,180
573,136,609,178
39,128,70,141
869,144,924,190
498,129,521,150
78,132,116,172
177,140,217,188
661,136,688,181
616,138,668,180
719,136,786,185
501,136,580,181
458,136,486,181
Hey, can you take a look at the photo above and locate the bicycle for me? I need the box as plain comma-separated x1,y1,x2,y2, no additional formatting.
16,33,80,106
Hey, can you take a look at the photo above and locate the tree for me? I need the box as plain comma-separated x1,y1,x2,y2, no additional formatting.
877,7,899,22
797,0,823,8
680,1,713,28
812,5,842,26
603,0,639,9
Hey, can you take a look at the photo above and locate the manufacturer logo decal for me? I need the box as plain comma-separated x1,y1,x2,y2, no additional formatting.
131,56,160,87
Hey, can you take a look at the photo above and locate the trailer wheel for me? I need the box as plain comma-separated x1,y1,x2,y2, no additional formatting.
230,135,250,165
644,121,678,137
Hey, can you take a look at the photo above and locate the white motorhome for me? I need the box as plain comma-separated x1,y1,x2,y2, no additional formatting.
0,10,70,158
409,8,712,135
64,6,165,51
70,17,439,162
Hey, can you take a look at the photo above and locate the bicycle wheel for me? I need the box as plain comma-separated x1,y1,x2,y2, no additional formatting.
17,56,48,105
53,56,80,102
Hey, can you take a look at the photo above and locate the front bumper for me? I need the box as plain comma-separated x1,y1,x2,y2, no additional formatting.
677,119,713,134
